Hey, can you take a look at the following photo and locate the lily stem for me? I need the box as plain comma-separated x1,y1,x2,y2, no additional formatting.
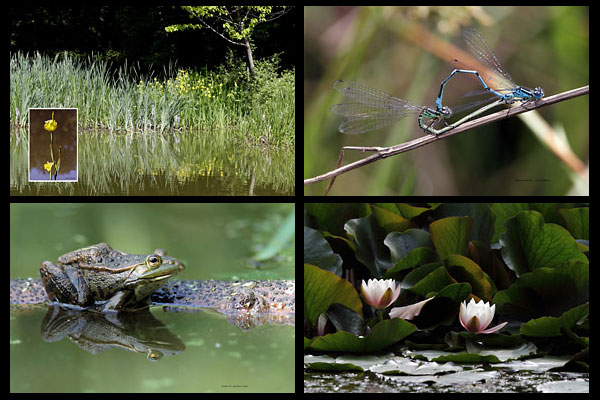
49,132,54,180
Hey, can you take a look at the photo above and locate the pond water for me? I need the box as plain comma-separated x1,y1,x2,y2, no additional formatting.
12,306,294,392
10,127,294,196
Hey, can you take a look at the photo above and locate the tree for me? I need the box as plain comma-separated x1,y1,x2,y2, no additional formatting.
165,6,291,77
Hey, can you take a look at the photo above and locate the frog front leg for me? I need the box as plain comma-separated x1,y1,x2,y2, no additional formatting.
97,291,151,313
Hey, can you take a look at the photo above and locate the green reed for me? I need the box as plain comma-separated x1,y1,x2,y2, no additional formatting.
10,51,295,147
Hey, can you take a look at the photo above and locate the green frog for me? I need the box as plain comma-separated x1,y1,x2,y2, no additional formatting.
40,243,184,312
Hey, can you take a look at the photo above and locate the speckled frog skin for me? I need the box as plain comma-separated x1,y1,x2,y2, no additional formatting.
39,243,184,312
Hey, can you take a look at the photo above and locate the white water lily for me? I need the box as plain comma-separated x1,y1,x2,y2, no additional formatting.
459,298,508,334
360,279,401,310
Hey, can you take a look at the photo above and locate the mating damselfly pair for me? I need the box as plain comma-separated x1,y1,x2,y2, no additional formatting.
331,29,544,137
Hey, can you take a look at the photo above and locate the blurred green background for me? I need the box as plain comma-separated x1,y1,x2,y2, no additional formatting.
10,203,295,281
304,6,589,195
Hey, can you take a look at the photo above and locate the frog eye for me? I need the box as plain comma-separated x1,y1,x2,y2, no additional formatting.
146,254,163,267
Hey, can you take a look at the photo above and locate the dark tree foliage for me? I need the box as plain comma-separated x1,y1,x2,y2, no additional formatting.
9,5,295,76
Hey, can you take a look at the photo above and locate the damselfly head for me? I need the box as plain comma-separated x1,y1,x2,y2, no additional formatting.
534,87,544,98
441,106,452,118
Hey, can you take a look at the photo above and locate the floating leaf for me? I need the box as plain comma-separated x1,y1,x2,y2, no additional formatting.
307,318,417,353
406,342,537,363
520,303,589,337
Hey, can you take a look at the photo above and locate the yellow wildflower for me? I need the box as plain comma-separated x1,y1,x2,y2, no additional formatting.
44,111,57,132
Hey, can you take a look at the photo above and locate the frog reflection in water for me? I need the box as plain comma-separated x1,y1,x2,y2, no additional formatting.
40,243,185,312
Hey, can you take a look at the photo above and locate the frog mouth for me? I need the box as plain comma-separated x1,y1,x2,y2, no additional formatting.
140,270,179,281
143,274,172,281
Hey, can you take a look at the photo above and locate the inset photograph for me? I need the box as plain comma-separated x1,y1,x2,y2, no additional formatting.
29,108,78,182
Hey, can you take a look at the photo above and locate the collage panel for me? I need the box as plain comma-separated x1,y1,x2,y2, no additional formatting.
304,6,588,196
303,202,588,393
10,203,295,392
10,6,295,196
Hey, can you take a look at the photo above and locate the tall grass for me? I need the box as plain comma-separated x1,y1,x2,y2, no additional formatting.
10,51,295,147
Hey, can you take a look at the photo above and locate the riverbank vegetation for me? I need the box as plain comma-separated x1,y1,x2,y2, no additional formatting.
10,51,294,147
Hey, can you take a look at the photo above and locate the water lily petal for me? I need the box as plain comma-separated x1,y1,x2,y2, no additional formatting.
463,315,481,332
478,303,495,330
480,321,508,334
390,296,435,320
470,300,494,330
379,287,395,307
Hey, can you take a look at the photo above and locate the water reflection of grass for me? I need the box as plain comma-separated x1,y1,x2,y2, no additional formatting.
11,127,294,196
10,51,294,148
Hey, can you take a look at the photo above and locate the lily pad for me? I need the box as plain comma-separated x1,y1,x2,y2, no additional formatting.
304,361,364,372
375,203,431,220
405,342,537,363
499,210,587,277
558,207,589,240
305,203,369,235
305,354,365,373
384,229,433,265
404,369,499,385
520,302,589,337
435,203,495,246
494,356,571,371
327,303,365,336
435,282,472,303
370,204,414,233
493,262,589,321
306,318,417,353
403,264,453,296
305,353,464,376
429,216,473,259
336,354,391,370
444,254,496,301
384,229,436,277
537,380,589,393
304,226,343,275
344,215,393,277
385,246,436,277
304,263,363,327
371,357,463,375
